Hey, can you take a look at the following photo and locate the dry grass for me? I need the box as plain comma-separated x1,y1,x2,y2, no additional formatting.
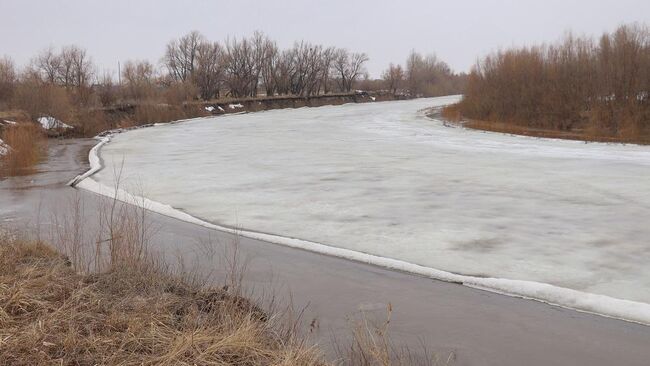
0,110,30,122
337,304,453,366
439,104,461,123
131,105,198,126
0,230,325,365
463,117,650,144
0,122,46,177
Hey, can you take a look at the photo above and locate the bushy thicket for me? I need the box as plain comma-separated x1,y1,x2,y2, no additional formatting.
458,24,650,142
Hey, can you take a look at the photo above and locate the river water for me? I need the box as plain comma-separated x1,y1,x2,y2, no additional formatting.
91,96,650,311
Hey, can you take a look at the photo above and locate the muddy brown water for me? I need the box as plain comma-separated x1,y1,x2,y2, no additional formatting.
1,138,650,366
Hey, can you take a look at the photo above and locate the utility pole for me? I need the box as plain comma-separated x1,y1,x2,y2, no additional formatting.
118,61,121,85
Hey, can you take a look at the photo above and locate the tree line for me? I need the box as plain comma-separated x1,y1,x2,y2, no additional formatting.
0,30,464,136
457,23,650,142
161,31,372,100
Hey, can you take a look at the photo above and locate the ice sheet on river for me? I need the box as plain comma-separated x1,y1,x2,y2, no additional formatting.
87,96,650,321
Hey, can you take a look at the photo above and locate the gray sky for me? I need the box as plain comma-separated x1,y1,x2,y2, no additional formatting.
1,0,649,78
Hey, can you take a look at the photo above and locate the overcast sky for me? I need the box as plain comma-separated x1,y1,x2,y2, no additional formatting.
1,0,649,78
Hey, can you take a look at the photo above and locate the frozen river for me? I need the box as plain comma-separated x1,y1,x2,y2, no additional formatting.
86,96,650,321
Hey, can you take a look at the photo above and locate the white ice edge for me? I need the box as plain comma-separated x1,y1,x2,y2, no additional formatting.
72,117,650,327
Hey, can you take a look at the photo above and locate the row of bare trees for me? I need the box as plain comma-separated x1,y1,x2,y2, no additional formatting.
0,30,467,137
0,31,468,115
458,23,650,140
0,30,374,114
161,31,370,100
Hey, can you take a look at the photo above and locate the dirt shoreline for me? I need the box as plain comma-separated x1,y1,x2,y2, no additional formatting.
3,139,650,365
431,111,650,146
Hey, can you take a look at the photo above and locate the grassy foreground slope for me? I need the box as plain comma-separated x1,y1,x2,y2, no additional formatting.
0,233,324,365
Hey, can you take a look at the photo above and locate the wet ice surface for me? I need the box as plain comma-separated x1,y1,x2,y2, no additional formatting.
95,96,650,304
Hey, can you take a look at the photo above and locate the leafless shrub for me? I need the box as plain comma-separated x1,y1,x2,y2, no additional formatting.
336,304,453,366
163,80,198,104
12,75,74,122
121,60,157,101
0,122,46,177
0,56,16,108
96,72,118,107
382,63,404,95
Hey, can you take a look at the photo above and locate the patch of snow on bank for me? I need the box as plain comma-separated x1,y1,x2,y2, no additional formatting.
205,106,215,112
38,116,72,130
229,103,244,109
0,138,9,156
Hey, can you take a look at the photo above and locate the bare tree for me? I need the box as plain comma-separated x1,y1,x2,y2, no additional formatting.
164,31,205,82
96,72,117,107
0,56,16,106
195,41,225,100
259,36,280,96
289,42,324,96
122,60,156,100
33,47,61,84
274,49,295,95
382,63,404,94
224,36,257,97
332,49,369,92
406,50,453,96
67,46,94,88
318,47,336,94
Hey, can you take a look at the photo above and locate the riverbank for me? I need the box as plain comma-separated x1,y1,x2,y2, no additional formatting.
0,91,404,140
3,129,650,365
438,104,650,145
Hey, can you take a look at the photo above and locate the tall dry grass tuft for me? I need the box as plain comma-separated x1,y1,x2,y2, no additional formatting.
336,304,453,366
125,104,198,127
440,104,462,123
0,123,46,177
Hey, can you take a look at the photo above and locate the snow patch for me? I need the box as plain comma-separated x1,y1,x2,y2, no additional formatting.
0,138,10,156
229,103,244,109
38,116,72,130
218,106,225,112
205,106,215,112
